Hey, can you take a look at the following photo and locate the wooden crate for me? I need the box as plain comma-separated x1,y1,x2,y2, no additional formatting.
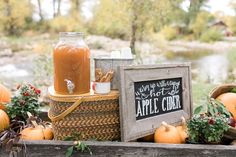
1,140,236,157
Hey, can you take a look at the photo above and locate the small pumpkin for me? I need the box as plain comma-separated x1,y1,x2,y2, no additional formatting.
20,112,53,140
176,116,188,143
20,125,53,140
216,92,236,120
154,121,182,144
0,109,10,132
0,83,11,110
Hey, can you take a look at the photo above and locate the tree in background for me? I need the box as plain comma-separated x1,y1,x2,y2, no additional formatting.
90,0,186,54
0,0,32,36
230,0,236,14
128,0,153,54
152,0,185,31
49,0,84,32
128,0,185,54
186,0,208,26
70,0,81,19
190,11,214,38
53,0,62,17
89,0,129,39
37,0,43,21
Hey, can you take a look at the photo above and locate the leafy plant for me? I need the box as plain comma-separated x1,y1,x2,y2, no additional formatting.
6,83,41,121
159,26,177,40
187,98,230,144
64,132,83,141
64,133,92,157
66,141,92,157
187,114,229,144
0,120,24,151
200,28,223,43
194,98,232,118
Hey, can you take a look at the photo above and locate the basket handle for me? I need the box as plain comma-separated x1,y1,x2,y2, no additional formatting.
48,97,84,122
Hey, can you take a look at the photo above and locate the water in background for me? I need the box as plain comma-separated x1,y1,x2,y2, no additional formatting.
141,50,229,84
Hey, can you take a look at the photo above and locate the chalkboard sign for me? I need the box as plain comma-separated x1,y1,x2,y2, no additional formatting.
119,63,192,142
134,78,183,120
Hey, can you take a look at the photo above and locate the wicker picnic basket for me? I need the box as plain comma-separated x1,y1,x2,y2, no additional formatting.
48,87,120,141
209,84,236,140
209,84,236,99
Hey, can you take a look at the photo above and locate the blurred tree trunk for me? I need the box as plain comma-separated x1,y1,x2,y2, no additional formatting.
70,0,80,16
57,0,61,16
130,0,138,55
4,0,11,16
53,0,56,17
37,0,43,21
3,0,15,35
187,0,207,25
130,15,137,55
53,0,61,18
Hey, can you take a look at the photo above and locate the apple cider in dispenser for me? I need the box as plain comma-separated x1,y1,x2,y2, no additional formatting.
53,32,90,95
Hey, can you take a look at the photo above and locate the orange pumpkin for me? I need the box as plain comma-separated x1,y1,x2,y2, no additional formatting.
176,117,188,143
154,121,182,144
0,83,11,110
0,109,10,132
20,125,53,140
216,92,236,120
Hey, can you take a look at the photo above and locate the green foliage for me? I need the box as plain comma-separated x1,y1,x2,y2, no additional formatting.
192,82,215,107
66,141,92,157
152,0,185,31
226,47,236,81
190,11,214,38
6,84,41,121
186,0,208,25
49,16,85,33
187,98,230,144
0,0,33,36
89,0,129,39
200,28,223,43
227,47,236,67
64,133,92,157
194,98,232,118
89,0,184,40
187,114,229,144
159,26,178,40
225,16,236,35
33,54,53,87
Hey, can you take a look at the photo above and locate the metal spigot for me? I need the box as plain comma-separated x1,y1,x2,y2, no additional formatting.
64,79,75,94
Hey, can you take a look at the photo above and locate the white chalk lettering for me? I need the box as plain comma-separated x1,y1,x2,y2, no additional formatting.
162,95,181,112
154,98,159,113
136,101,143,117
136,98,160,118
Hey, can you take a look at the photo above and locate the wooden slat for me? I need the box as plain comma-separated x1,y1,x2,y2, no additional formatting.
1,140,236,157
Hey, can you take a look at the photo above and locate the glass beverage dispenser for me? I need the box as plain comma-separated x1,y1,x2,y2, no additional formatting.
53,32,90,95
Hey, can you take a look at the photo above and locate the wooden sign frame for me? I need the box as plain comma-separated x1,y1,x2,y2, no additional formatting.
118,63,192,142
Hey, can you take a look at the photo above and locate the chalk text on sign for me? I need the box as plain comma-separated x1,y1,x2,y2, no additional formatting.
162,95,181,111
134,78,183,120
136,98,159,117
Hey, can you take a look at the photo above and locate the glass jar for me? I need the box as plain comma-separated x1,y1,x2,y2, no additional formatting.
53,32,90,95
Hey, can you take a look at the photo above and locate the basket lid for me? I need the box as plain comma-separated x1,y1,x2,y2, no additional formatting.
48,86,119,102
